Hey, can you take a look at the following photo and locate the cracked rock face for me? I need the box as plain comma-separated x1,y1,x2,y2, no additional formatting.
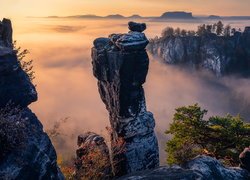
148,28,250,77
0,18,64,180
91,22,159,177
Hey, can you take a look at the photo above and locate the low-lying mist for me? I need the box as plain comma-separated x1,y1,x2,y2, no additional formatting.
13,18,250,164
146,57,250,162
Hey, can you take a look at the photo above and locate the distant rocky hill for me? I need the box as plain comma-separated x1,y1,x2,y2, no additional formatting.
148,27,250,76
160,11,194,19
44,11,250,21
207,15,222,19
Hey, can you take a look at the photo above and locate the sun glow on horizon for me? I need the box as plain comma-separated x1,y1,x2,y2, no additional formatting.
0,0,250,19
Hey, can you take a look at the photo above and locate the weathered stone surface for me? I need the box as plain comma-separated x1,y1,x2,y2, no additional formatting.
93,37,111,49
160,11,194,19
0,52,37,108
128,21,146,33
240,147,250,172
0,18,64,180
75,132,112,179
119,156,250,180
115,32,149,51
108,31,149,52
148,31,250,76
91,22,159,177
0,108,64,180
0,18,13,48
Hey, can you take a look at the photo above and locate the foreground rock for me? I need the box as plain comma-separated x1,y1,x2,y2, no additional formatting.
240,147,250,171
148,27,250,76
0,18,64,180
119,156,250,180
74,132,112,179
91,22,159,176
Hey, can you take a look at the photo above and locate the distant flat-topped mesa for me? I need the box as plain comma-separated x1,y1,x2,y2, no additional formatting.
91,21,159,177
160,11,194,19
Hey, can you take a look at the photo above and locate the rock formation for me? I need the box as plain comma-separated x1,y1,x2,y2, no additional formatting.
91,21,159,176
119,155,250,180
148,27,250,76
160,11,194,19
240,147,250,172
74,132,112,179
0,18,13,48
0,18,64,180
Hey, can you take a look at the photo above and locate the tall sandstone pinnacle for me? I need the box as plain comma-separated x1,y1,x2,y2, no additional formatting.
0,18,64,180
91,22,159,176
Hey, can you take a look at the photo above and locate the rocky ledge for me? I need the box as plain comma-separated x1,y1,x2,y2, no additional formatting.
91,22,159,177
119,155,250,180
0,18,64,180
148,27,250,76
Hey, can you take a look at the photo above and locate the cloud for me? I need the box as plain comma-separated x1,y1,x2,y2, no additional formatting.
50,25,86,33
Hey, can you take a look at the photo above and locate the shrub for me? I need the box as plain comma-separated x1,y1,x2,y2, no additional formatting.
13,41,35,82
165,104,250,166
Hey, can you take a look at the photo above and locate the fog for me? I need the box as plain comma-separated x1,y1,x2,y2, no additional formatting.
12,17,250,164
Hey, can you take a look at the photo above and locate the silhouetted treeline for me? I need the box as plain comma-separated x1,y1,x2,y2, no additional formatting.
153,21,241,42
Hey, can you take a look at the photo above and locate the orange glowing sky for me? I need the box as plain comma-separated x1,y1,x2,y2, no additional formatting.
0,0,250,18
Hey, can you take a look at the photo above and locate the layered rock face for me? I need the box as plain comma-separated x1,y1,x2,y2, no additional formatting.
91,22,159,176
0,18,64,180
119,156,250,180
148,27,250,76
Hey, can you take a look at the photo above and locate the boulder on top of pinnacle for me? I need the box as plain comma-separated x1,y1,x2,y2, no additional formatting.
128,21,146,32
112,32,149,51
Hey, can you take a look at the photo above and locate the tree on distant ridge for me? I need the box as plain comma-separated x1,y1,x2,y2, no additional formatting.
216,21,224,35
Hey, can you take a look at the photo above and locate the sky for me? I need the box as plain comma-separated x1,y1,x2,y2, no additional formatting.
0,0,250,18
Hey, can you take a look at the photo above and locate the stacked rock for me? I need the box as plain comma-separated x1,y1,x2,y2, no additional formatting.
91,22,159,177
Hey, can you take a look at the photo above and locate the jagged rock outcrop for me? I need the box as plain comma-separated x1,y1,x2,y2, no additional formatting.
0,18,64,180
240,147,250,172
148,27,250,76
91,21,159,177
74,132,112,179
0,18,13,48
119,155,250,180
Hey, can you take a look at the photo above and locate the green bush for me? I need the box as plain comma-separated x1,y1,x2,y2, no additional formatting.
165,104,250,166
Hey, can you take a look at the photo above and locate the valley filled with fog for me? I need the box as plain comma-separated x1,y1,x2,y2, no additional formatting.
13,17,250,163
